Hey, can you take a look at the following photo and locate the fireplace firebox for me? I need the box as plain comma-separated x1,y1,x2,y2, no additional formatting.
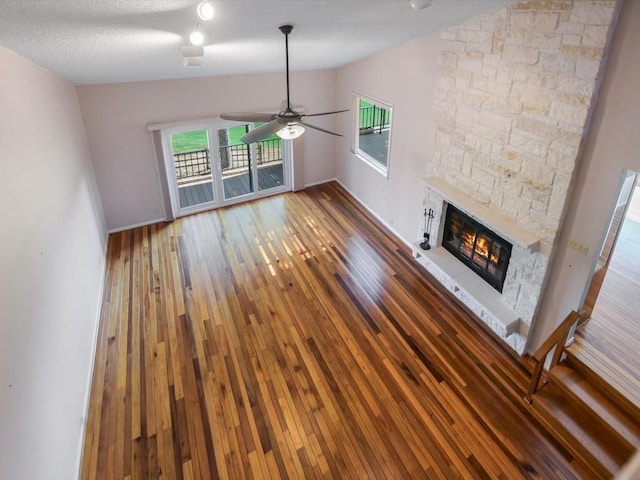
442,204,512,292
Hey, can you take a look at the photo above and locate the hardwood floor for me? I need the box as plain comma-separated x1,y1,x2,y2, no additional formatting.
571,214,640,413
81,182,587,479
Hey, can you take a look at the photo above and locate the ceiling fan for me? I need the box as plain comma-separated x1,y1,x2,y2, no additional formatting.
220,25,348,144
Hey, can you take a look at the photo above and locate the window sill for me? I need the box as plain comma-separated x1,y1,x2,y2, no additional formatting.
356,151,389,178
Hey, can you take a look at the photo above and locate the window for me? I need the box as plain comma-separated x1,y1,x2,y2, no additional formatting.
352,93,393,177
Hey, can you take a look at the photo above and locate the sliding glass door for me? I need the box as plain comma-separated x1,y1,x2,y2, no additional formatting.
219,125,254,201
163,121,289,217
167,127,216,212
256,126,286,192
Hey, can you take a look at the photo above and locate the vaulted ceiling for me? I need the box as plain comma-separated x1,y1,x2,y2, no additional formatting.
0,0,514,85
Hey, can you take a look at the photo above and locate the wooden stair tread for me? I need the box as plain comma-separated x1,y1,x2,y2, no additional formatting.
550,365,640,450
565,341,640,422
533,382,634,478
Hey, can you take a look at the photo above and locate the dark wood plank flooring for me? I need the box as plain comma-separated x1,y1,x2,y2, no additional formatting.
81,182,588,479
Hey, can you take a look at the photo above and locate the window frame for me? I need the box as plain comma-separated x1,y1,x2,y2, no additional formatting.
351,92,393,178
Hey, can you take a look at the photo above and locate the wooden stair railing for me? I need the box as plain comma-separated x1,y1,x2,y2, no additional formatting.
525,309,590,403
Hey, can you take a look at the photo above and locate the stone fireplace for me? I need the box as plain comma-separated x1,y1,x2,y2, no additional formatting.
414,177,542,353
413,0,621,354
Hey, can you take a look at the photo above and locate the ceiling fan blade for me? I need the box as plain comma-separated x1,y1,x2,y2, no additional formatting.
220,112,275,122
241,120,284,144
302,109,350,118
298,121,343,137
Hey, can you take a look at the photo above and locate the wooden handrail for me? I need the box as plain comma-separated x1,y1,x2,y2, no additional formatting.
525,309,590,403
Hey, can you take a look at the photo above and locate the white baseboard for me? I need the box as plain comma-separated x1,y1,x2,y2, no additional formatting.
108,216,167,234
303,178,336,189
334,178,412,250
75,239,109,479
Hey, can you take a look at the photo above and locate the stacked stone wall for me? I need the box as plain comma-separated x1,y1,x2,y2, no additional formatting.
423,0,621,348
430,0,619,254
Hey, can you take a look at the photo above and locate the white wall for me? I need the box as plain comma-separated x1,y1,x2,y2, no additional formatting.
530,0,640,350
335,34,441,242
0,46,107,478
77,70,338,231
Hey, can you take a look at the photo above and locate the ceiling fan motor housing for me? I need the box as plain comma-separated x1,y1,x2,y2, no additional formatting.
279,24,293,35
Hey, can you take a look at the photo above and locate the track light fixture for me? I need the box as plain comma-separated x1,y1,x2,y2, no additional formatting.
409,0,433,10
183,57,203,68
196,1,214,21
182,1,215,67
182,45,204,57
189,29,204,46
183,35,204,66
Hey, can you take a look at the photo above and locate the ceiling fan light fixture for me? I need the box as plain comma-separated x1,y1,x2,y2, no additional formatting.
196,1,214,21
189,30,204,46
409,0,433,10
220,26,346,144
276,124,305,140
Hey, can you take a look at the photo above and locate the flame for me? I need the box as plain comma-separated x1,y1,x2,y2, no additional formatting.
476,236,489,259
461,229,475,255
449,216,504,270
463,232,502,266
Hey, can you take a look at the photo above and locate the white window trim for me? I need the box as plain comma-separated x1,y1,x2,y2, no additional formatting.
351,91,393,178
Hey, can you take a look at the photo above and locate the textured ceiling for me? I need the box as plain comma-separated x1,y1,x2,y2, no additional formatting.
0,0,514,85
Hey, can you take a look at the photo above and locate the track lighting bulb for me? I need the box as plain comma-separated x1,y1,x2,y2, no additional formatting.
196,1,214,21
189,30,204,46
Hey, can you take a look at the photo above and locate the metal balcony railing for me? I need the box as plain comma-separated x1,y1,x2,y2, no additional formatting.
173,138,282,182
219,138,282,172
174,148,210,180
359,105,391,134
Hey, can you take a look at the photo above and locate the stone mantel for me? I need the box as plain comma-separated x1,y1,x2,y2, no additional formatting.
423,176,540,252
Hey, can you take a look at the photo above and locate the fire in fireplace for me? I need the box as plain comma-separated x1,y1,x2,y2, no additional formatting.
442,204,512,292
